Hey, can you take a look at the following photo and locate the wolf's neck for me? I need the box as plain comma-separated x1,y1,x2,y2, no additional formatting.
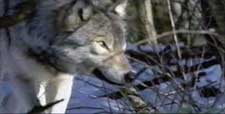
25,46,67,74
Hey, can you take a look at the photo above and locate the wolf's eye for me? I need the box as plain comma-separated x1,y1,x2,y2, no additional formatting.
91,40,111,55
96,41,110,50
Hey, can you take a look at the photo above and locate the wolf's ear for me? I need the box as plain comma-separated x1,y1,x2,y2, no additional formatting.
113,0,127,17
57,0,93,32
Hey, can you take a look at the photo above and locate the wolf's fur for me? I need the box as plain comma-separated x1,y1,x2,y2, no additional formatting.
0,0,131,113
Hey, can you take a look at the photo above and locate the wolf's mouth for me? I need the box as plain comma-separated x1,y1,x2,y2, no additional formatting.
92,68,124,86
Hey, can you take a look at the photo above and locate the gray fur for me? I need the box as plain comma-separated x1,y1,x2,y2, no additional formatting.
0,0,130,113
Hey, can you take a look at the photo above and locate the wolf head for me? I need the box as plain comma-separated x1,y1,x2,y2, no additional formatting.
26,0,134,85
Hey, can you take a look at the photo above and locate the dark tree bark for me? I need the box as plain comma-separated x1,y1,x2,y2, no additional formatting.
207,1,225,36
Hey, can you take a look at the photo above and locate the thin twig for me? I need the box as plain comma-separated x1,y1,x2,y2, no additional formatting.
27,99,64,114
167,0,181,59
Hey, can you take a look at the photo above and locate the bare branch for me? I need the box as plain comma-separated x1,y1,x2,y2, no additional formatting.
166,0,181,59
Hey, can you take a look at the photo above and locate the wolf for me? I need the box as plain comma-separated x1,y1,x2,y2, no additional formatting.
0,0,134,113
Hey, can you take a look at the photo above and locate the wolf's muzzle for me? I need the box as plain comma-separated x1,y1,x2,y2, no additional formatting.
92,68,135,85
124,71,135,83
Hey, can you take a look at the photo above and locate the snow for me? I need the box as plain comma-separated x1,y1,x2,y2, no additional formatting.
66,76,127,113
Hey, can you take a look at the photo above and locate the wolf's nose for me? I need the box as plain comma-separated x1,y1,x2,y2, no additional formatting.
124,72,135,83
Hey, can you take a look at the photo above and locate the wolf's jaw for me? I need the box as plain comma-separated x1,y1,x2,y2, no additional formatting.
92,68,124,85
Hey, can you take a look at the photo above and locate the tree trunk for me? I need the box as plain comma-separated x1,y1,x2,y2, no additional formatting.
131,0,157,45
207,0,225,36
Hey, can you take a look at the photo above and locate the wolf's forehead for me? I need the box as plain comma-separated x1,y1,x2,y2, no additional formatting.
91,14,126,48
72,12,126,44
38,0,127,47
